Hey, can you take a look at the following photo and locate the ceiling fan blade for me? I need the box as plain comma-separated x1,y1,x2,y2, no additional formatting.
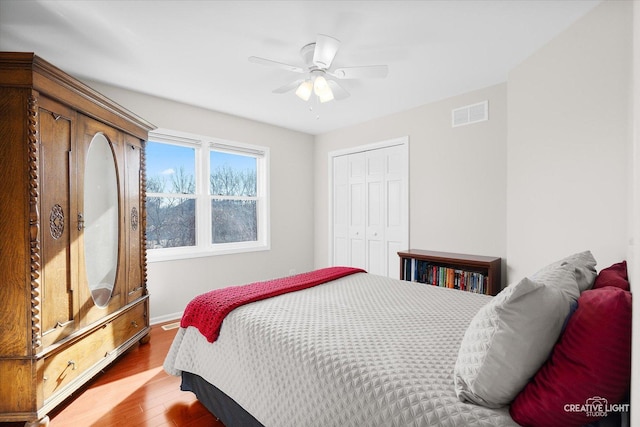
313,34,341,69
327,79,350,101
331,65,388,79
249,56,304,73
272,79,305,94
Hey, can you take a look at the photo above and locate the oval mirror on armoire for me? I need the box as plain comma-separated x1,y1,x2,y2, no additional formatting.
83,132,119,308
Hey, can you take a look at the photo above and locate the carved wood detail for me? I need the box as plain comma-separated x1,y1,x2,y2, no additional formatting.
141,145,148,294
28,93,42,351
49,204,64,239
131,207,139,231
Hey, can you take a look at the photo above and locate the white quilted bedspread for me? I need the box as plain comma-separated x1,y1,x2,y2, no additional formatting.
164,272,518,427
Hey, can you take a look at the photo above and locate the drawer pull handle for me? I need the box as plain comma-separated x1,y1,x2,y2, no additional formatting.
131,320,138,328
68,360,77,370
55,320,73,329
128,286,143,295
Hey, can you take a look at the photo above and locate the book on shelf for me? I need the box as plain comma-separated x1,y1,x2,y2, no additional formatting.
403,258,488,294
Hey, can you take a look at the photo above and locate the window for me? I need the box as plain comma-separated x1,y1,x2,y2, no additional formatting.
145,129,269,261
146,142,196,249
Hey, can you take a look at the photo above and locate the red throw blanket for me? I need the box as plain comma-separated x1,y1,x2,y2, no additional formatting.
180,266,365,342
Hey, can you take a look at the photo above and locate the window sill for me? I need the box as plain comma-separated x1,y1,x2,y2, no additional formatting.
147,243,270,263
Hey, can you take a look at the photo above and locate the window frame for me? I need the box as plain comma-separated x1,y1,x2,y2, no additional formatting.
146,128,270,262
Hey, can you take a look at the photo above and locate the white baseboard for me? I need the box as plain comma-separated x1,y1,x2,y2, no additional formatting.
150,311,183,326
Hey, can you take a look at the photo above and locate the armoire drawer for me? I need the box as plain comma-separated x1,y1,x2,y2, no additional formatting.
42,302,147,400
43,325,109,400
110,302,147,348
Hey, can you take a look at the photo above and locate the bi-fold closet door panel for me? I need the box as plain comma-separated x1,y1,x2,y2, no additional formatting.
383,147,408,278
332,154,349,268
365,150,385,276
348,152,366,271
333,143,408,278
332,152,366,272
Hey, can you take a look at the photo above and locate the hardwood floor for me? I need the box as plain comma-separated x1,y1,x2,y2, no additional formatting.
1,323,224,427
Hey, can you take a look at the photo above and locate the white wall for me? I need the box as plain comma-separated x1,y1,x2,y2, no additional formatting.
506,0,632,282
630,1,639,424
314,0,630,286
88,82,316,323
314,84,508,281
507,1,635,419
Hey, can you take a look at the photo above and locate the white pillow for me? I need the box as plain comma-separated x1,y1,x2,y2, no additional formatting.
532,250,597,293
453,267,576,408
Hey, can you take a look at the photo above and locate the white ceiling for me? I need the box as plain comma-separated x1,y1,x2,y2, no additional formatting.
0,0,600,135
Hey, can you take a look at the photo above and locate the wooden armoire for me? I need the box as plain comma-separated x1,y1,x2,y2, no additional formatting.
0,52,155,426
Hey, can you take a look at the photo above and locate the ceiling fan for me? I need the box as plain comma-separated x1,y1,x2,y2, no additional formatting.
249,34,388,103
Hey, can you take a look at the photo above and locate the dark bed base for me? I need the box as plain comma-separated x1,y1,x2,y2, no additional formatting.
181,371,629,427
180,371,265,427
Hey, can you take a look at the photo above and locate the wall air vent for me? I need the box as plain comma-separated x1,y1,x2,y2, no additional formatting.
452,100,489,128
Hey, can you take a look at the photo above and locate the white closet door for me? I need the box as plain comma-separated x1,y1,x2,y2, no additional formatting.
332,155,349,266
348,153,366,270
366,149,386,276
331,140,408,279
384,146,408,279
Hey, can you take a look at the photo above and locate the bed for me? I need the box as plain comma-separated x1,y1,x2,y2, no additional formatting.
164,253,632,427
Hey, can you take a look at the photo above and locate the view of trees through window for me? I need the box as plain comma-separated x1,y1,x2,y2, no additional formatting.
146,140,259,249
210,152,258,244
146,165,196,249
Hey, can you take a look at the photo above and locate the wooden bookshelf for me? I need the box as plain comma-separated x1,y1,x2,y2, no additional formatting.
398,249,502,296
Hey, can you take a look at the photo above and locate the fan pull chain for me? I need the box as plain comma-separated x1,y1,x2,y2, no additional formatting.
308,95,321,120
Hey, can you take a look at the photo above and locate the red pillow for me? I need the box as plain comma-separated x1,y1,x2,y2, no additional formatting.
593,261,629,291
510,287,632,427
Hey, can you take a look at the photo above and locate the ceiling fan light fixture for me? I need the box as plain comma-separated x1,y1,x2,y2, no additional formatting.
295,79,313,101
313,75,334,103
317,89,334,103
249,33,388,105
